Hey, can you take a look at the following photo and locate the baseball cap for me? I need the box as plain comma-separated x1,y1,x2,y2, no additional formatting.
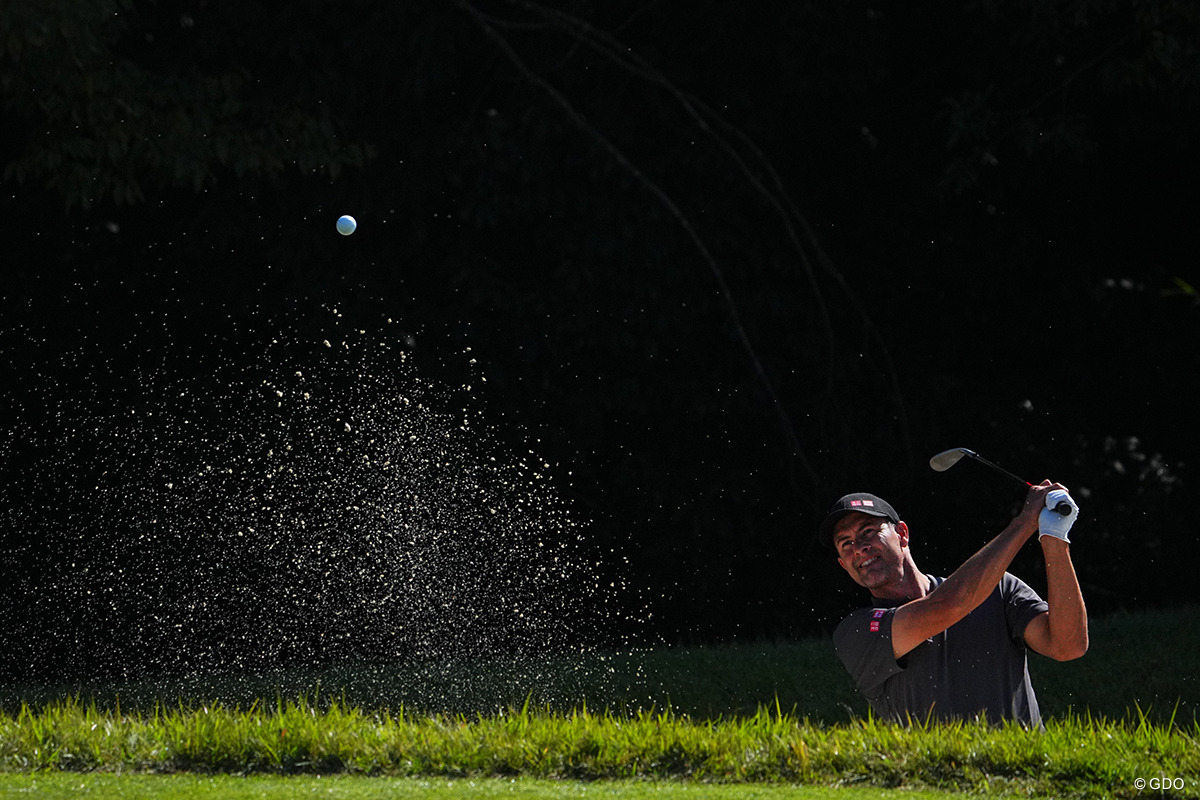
818,492,900,550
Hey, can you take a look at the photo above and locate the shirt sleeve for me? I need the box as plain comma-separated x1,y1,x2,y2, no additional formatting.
1000,572,1049,645
833,607,905,695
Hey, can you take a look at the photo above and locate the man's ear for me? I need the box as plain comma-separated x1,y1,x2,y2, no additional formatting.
895,520,910,548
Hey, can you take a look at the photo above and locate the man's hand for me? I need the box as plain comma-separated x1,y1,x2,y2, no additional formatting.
1016,481,1064,535
1038,489,1079,543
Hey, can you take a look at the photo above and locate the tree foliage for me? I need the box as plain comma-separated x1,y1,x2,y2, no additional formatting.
0,0,370,208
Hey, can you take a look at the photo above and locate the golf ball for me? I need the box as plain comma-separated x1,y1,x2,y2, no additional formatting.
336,215,357,236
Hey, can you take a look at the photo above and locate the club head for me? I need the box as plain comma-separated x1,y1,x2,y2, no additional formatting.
929,447,977,472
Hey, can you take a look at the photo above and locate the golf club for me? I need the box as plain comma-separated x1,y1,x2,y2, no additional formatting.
929,447,1072,516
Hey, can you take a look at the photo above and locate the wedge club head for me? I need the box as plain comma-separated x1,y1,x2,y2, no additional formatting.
929,447,1071,516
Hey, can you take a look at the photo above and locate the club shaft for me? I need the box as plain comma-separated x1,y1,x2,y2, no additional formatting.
966,452,1031,487
966,451,1072,516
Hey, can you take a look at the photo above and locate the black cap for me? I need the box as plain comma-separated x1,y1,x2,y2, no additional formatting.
818,493,900,550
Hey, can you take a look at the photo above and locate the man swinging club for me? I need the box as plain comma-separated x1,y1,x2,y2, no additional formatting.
820,481,1088,727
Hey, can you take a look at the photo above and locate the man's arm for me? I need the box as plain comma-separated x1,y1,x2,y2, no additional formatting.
1023,538,1088,660
889,482,1057,660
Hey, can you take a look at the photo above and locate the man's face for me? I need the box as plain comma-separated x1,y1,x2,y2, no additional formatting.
832,512,909,591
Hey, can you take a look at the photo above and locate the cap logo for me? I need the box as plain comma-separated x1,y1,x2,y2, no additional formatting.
849,499,874,508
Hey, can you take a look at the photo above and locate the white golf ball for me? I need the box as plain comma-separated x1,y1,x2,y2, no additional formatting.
336,215,357,236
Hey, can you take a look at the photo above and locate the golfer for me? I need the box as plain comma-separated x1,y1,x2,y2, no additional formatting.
820,482,1088,727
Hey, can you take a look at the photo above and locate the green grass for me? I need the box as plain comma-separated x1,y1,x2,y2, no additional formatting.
0,699,1196,797
0,773,981,799
1,606,1197,798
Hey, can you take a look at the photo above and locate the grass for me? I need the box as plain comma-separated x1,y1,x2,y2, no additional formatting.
0,773,983,799
0,701,1196,797
0,605,1197,798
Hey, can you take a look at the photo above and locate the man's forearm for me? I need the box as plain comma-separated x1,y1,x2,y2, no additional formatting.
1041,538,1089,658
928,511,1038,619
890,483,1054,659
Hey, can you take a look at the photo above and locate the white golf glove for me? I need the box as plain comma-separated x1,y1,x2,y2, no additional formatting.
1038,489,1079,543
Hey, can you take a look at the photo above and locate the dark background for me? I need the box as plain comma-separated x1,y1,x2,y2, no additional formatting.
2,0,1196,680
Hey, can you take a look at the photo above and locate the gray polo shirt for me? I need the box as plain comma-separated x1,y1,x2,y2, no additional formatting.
833,573,1048,727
